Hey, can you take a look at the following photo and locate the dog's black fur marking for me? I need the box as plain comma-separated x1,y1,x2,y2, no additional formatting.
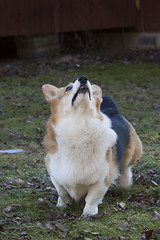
100,96,129,166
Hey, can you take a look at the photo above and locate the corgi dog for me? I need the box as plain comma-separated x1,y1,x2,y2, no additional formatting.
42,76,142,216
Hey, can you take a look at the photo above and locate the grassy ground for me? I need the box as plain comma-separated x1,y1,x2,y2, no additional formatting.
0,57,160,240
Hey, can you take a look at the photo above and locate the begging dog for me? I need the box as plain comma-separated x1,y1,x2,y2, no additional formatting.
42,76,142,216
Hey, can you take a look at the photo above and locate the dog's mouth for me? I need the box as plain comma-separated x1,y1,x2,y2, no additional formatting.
72,85,91,105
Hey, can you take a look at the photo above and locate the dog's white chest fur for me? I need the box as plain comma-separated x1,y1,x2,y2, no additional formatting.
48,114,117,201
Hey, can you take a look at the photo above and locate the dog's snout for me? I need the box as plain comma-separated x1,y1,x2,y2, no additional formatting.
78,76,88,84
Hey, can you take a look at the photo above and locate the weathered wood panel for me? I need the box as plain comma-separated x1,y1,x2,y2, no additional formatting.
0,0,137,37
140,0,160,32
0,0,19,36
58,0,137,32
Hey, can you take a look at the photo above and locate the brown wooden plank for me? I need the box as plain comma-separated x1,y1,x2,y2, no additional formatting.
50,0,58,32
0,0,7,36
69,0,91,31
90,0,136,30
40,0,52,34
141,0,160,32
127,0,138,26
6,0,18,36
58,0,137,33
58,0,72,32
29,0,42,34
91,0,111,30
17,0,30,35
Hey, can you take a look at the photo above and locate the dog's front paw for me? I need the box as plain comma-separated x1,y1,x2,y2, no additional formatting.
82,204,98,216
56,196,67,208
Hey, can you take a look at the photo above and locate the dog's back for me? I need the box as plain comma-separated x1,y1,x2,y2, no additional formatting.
100,96,130,166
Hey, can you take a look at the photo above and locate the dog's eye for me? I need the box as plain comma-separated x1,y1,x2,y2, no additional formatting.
66,86,73,92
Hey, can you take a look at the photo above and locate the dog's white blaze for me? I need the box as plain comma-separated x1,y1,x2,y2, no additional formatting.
71,79,92,108
72,79,92,94
72,79,80,93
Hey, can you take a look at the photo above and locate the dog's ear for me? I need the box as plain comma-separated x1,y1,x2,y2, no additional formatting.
42,84,59,103
92,85,102,102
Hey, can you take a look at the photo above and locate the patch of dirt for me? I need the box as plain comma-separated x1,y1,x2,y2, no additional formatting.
0,49,160,78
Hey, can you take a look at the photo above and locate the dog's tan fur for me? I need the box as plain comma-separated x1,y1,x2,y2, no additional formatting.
42,79,142,216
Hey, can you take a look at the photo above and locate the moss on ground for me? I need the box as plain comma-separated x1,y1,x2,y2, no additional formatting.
0,59,159,239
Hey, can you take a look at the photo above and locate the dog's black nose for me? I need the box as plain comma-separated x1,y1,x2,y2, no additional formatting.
78,76,88,84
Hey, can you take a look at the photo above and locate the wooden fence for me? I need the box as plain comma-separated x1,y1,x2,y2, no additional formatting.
0,0,137,37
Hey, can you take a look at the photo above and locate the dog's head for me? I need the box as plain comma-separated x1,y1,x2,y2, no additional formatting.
42,76,103,120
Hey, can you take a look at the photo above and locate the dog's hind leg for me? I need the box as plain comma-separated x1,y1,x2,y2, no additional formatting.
120,123,142,189
120,166,133,189
120,146,142,189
